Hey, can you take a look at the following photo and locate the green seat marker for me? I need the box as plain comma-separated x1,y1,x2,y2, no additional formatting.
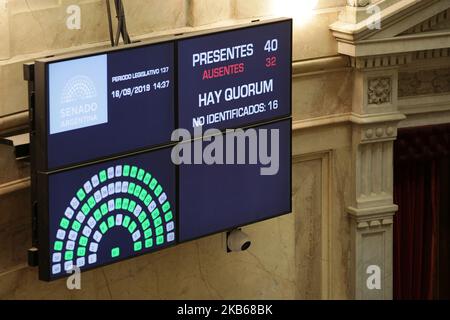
151,208,160,220
137,169,145,181
164,211,173,222
144,228,152,239
133,185,142,197
143,173,152,185
122,198,130,210
162,202,171,213
142,219,150,231
60,218,70,230
111,247,120,258
128,200,136,213
122,216,131,228
145,239,154,248
138,212,146,223
82,203,90,215
54,241,63,251
65,251,74,261
134,241,142,251
149,178,157,190
107,216,115,228
76,188,86,201
139,189,147,202
115,198,122,211
72,221,81,232
99,170,107,183
77,247,86,257
154,185,163,197
144,195,152,206
88,196,96,209
101,203,108,215
130,166,138,178
123,165,130,177
154,217,162,228
128,221,137,233
128,183,135,195
94,209,102,221
79,236,88,247
100,222,108,234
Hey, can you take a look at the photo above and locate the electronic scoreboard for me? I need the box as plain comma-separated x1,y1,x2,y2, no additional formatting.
29,18,292,281
42,43,174,170
178,21,291,133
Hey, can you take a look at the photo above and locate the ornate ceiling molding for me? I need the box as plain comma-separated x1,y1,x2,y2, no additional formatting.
399,67,450,97
400,8,450,35
352,53,413,68
347,0,371,7
351,48,450,69
330,0,450,58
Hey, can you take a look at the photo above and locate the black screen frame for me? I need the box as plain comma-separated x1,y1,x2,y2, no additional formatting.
32,18,293,281
34,18,292,172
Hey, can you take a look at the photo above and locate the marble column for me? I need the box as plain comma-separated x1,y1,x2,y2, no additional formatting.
0,0,10,60
347,66,405,300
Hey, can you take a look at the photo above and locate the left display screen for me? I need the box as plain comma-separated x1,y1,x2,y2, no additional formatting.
46,43,174,170
43,148,176,280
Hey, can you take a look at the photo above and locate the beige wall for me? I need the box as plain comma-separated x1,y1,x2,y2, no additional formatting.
0,0,354,299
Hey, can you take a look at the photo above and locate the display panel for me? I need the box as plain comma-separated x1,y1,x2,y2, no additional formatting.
178,119,291,242
32,18,293,281
46,43,174,170
178,20,291,134
42,148,176,280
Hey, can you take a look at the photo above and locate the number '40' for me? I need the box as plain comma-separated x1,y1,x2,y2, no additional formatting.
264,39,278,52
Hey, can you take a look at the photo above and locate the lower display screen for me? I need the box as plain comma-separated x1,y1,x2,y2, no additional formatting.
178,119,291,242
45,147,176,280
41,119,291,280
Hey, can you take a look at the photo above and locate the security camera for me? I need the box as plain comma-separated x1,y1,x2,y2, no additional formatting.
227,229,251,252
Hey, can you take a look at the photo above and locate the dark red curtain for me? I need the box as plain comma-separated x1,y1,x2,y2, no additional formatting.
394,124,450,300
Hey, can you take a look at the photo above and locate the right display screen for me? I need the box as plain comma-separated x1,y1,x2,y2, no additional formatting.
178,119,292,242
33,19,292,281
178,20,291,134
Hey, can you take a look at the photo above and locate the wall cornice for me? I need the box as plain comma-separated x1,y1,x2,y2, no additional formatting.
292,112,406,131
0,55,353,135
0,177,30,197
1,110,407,137
292,56,351,77
0,111,29,136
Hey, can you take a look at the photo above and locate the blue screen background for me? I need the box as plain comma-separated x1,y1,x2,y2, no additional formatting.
46,43,175,170
179,119,291,242
178,21,291,134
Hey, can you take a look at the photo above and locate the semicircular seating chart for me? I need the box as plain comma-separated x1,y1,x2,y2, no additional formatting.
50,164,175,276
60,75,98,104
